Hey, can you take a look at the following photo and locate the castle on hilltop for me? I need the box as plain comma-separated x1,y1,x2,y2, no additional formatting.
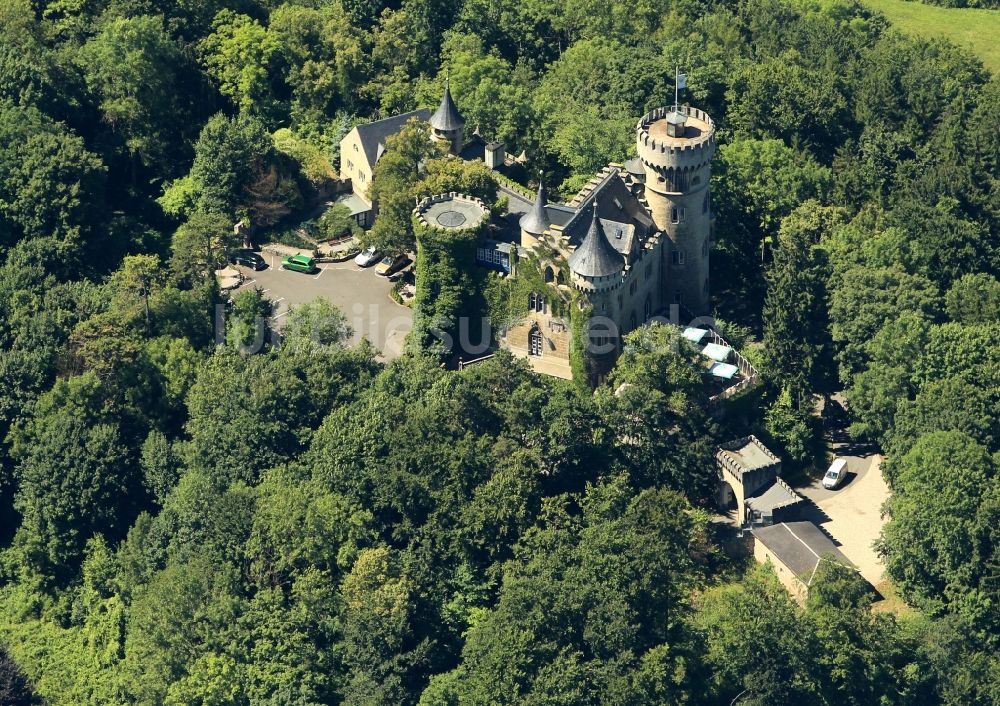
339,83,718,382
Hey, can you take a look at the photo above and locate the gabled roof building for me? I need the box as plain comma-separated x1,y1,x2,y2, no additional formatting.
753,521,858,602
338,109,432,225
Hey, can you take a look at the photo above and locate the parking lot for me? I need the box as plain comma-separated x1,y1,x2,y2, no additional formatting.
231,250,413,359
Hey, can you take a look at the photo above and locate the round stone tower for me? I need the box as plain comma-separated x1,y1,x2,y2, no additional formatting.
430,80,465,156
568,204,625,299
413,192,488,235
636,105,715,314
411,193,489,353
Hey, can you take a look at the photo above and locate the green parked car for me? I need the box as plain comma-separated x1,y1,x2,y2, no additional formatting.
281,254,317,274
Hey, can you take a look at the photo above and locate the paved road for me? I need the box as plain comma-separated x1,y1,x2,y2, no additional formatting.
232,253,413,359
796,453,888,586
793,401,889,587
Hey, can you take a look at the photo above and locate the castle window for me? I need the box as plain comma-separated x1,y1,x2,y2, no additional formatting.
353,144,358,152
529,292,544,312
557,270,565,285
528,329,543,357
673,289,682,304
672,251,686,266
671,207,679,224
347,160,353,171
692,176,701,186
617,294,623,310
544,266,554,283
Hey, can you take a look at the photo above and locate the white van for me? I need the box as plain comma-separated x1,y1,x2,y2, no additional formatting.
822,458,849,489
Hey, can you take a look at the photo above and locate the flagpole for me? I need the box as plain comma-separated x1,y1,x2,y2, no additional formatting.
674,66,679,112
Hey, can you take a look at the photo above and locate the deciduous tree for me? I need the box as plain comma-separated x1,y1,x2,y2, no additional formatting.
879,431,999,637
200,11,281,117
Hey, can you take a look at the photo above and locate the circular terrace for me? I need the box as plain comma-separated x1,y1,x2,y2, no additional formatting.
414,192,489,232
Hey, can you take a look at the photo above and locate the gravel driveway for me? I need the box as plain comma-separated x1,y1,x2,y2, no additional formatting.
796,453,889,586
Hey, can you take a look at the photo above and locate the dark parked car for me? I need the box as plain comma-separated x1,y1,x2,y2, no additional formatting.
231,250,267,270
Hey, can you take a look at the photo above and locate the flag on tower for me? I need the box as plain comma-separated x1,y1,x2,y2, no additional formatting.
677,72,687,90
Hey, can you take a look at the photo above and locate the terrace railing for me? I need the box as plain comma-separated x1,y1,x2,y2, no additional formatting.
704,327,760,402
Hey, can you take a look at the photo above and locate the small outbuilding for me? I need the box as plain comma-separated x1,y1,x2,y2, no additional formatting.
752,521,856,602
716,435,803,527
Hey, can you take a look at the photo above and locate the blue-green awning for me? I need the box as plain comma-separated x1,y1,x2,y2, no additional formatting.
702,343,732,362
709,362,739,379
683,327,709,344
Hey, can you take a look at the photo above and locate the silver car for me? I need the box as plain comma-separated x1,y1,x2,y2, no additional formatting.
354,246,380,267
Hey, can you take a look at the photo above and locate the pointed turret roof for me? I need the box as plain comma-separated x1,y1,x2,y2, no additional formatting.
568,203,625,278
430,78,464,132
519,180,550,235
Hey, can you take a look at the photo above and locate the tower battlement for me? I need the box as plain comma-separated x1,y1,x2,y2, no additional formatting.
635,104,715,315
636,106,716,171
413,192,489,234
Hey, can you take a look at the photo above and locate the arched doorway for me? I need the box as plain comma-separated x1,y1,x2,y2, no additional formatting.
528,327,543,357
718,481,738,513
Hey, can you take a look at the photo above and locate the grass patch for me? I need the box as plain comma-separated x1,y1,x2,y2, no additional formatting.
864,0,1000,72
872,578,917,616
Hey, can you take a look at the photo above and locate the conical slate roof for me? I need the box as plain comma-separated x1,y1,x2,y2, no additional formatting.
519,181,550,235
430,81,464,132
568,204,624,278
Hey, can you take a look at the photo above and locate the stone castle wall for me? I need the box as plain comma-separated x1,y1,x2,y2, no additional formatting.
504,308,573,380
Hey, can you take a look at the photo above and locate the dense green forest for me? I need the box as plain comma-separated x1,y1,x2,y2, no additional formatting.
911,0,997,10
0,0,997,703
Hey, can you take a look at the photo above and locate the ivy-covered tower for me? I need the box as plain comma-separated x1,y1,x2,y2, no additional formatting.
411,193,489,355
635,105,716,314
